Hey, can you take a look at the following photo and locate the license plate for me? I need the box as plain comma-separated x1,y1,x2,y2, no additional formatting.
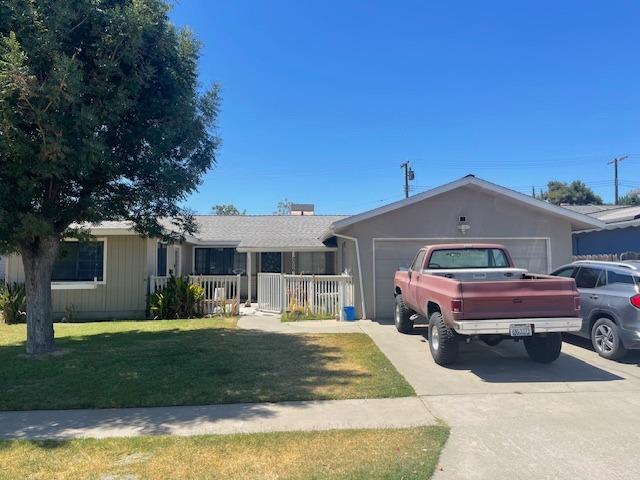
509,324,533,337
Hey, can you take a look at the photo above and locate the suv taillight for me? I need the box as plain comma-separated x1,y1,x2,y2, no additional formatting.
574,296,581,311
451,299,463,313
630,294,640,309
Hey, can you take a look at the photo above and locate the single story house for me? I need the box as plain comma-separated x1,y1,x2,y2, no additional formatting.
3,175,604,321
567,204,640,256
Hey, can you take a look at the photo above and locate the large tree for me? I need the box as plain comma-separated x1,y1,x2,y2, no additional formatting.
537,180,603,205
0,0,220,354
619,189,640,206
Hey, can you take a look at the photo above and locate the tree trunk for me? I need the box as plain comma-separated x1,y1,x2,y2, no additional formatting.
21,236,59,355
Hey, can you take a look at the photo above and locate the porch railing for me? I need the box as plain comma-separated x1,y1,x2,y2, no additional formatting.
150,274,241,316
257,273,354,320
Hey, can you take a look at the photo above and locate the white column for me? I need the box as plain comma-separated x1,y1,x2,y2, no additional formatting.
246,251,253,306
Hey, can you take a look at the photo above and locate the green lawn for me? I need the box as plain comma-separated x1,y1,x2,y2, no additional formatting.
0,318,414,410
0,426,449,480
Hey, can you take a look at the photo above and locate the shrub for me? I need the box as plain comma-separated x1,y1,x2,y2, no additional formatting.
0,283,27,324
149,275,205,319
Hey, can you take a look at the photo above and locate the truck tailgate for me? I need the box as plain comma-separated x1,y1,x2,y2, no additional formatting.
459,278,578,320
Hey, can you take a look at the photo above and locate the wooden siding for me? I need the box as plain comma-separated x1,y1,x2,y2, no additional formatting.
6,236,148,320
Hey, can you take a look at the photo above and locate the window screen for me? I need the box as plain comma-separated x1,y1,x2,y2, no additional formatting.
194,248,247,275
52,241,104,282
261,252,282,273
157,243,167,276
296,252,334,274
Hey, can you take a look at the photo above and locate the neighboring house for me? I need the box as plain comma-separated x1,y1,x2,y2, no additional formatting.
3,175,604,321
566,204,640,256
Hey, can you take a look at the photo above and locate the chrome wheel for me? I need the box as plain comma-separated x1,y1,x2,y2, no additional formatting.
594,324,615,353
431,324,440,351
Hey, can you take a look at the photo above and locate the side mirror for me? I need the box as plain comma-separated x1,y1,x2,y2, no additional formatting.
408,270,412,280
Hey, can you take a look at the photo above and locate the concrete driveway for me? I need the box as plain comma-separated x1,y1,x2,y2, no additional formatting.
360,321,640,480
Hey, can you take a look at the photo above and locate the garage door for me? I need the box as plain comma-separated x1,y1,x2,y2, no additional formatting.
373,238,549,320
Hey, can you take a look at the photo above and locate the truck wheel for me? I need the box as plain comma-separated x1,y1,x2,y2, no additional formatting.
428,312,459,365
524,333,562,363
394,295,414,334
591,318,627,360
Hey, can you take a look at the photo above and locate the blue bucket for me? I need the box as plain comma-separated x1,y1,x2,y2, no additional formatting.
343,306,356,321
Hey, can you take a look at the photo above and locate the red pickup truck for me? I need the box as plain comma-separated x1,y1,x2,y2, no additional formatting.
394,244,582,365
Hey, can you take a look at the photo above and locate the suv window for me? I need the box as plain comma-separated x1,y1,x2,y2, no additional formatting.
575,267,605,289
553,266,576,278
411,250,426,271
607,270,638,286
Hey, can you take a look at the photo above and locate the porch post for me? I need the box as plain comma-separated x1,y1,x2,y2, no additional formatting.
246,251,253,306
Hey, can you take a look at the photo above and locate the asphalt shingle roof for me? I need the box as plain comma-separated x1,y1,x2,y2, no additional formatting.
561,204,640,223
190,215,346,249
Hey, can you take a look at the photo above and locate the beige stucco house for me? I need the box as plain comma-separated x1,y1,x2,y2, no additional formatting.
3,175,604,321
325,175,605,320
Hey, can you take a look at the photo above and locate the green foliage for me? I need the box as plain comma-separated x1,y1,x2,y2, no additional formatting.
619,189,640,206
536,180,603,205
212,204,246,215
274,198,293,215
0,282,26,324
149,275,205,319
0,0,221,250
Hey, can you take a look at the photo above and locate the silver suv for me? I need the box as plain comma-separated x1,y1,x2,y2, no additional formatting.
551,260,640,360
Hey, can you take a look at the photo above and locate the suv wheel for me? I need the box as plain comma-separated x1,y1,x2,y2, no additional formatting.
591,318,627,360
428,312,459,365
394,295,414,334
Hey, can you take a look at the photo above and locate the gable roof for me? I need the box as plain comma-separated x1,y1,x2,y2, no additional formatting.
189,215,346,251
327,175,605,235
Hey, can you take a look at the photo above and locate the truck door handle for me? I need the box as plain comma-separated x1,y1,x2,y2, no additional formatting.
590,295,599,300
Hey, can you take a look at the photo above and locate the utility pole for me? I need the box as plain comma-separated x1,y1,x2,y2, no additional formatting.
400,161,415,199
608,155,629,204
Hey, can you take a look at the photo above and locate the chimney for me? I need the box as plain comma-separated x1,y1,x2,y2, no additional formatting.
290,203,315,216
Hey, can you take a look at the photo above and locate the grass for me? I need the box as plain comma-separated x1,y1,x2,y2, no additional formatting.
0,426,449,480
0,318,414,410
281,311,335,322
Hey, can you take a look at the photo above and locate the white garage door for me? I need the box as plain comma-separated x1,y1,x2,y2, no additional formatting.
373,238,549,320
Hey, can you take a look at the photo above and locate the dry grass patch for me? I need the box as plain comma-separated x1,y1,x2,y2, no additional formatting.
0,319,413,410
0,426,449,480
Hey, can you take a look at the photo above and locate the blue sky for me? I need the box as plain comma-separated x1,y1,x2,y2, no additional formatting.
170,0,640,214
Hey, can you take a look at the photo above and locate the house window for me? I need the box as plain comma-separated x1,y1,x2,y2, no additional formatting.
52,241,105,282
296,252,334,274
260,252,282,273
157,243,168,276
194,248,247,275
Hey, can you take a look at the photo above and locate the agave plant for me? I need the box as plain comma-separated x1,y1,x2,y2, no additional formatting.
0,283,27,324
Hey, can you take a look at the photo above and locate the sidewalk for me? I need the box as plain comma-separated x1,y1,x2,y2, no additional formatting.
0,397,435,440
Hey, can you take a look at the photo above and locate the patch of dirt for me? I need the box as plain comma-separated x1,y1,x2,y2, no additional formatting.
115,452,151,466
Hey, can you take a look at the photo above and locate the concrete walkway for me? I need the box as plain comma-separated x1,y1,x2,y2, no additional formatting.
0,397,434,440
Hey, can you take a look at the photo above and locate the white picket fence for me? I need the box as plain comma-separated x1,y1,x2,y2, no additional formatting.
150,274,241,316
257,273,355,320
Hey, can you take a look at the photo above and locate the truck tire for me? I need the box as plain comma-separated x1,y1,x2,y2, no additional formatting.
394,295,414,334
428,312,459,365
524,333,562,363
591,317,627,360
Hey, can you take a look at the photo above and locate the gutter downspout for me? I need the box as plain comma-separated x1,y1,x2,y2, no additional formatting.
333,233,367,320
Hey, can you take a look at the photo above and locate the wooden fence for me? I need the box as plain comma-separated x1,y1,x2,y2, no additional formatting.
573,252,640,262
257,273,355,320
150,274,241,316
